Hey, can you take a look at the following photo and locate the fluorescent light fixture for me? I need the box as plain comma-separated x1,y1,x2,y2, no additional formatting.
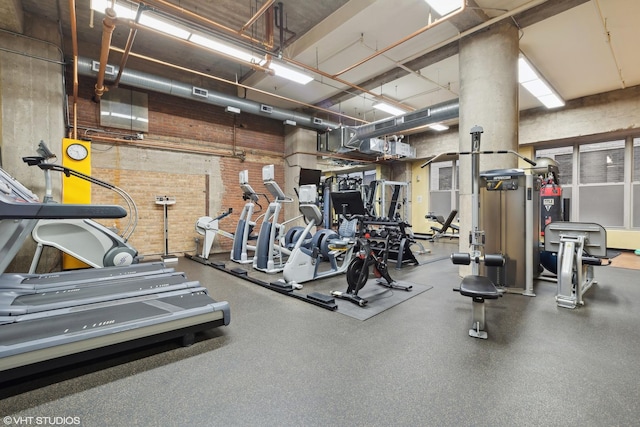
189,34,266,65
373,102,406,116
424,0,463,16
90,0,138,20
283,119,297,126
139,13,191,40
225,106,241,114
269,62,314,85
428,123,449,131
518,54,565,109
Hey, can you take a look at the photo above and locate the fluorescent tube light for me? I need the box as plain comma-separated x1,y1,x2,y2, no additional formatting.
90,0,138,20
518,54,565,109
424,0,463,16
139,13,191,39
190,34,266,65
428,123,449,131
225,106,241,114
373,102,406,116
269,62,314,85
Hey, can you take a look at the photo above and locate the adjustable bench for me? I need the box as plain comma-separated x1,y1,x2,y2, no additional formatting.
452,252,504,339
426,210,459,240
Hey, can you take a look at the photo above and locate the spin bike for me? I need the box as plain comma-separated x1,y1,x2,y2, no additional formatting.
330,190,412,307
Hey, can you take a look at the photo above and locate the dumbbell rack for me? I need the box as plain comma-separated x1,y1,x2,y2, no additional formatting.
363,219,419,269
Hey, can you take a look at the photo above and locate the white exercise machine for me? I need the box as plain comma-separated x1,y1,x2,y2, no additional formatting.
253,165,300,274
24,142,139,272
279,184,357,289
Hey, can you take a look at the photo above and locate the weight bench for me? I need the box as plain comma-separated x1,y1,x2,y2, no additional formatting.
452,253,504,339
427,210,459,240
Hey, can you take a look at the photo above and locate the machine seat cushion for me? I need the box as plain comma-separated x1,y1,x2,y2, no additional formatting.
459,275,500,300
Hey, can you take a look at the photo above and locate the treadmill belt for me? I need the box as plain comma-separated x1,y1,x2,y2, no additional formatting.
0,289,217,347
6,274,193,309
17,262,173,287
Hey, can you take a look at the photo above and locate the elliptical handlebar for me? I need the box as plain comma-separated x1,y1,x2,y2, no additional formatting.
22,147,139,242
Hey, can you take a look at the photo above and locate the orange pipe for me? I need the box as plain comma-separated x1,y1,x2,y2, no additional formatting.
94,7,117,100
331,4,466,77
242,0,275,33
141,0,274,49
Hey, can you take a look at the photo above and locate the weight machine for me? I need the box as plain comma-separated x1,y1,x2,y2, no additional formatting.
544,222,609,309
422,126,538,338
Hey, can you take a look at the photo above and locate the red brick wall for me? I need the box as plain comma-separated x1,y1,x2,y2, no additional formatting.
69,73,286,258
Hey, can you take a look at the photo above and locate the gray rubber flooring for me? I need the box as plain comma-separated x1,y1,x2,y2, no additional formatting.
2,240,640,426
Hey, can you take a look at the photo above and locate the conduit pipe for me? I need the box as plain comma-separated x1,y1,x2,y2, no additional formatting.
114,7,144,87
94,7,117,100
242,0,275,33
68,0,79,139
76,56,342,131
140,0,274,49
331,4,467,78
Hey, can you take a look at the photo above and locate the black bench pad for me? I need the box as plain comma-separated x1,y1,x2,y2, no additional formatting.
459,275,500,299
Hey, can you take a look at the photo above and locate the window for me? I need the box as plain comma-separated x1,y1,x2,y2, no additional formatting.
634,138,640,182
578,140,625,227
429,160,458,216
579,140,624,184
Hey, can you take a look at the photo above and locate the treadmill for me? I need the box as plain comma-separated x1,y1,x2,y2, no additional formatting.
0,167,230,382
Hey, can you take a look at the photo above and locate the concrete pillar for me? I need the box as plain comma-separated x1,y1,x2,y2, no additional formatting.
283,126,318,224
457,21,519,272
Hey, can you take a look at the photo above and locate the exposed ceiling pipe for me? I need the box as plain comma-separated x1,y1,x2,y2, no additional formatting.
76,56,341,131
265,4,274,50
241,0,275,33
68,0,79,139
94,7,117,100
140,0,274,49
118,19,273,74
348,99,460,144
331,4,467,78
114,7,144,87
276,2,284,54
108,47,365,125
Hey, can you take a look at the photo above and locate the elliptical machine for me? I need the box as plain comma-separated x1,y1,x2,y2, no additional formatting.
24,141,139,272
194,170,264,262
253,165,301,274
280,184,358,289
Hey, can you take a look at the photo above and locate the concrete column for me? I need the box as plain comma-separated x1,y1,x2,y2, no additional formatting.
283,126,318,224
457,21,519,272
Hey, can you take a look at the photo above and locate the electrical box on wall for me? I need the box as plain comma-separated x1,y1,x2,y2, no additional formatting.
62,138,92,269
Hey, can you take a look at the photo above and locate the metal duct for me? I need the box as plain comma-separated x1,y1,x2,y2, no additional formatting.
75,56,340,131
349,99,460,144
